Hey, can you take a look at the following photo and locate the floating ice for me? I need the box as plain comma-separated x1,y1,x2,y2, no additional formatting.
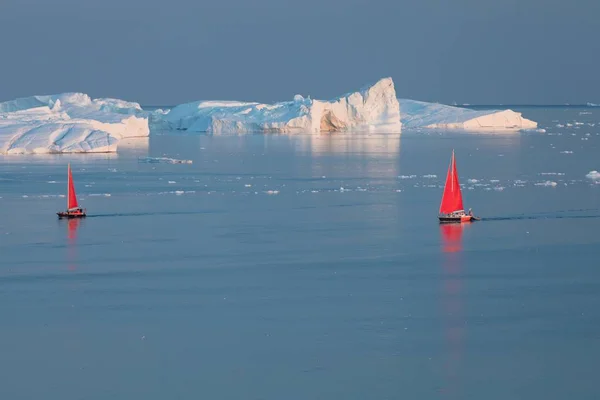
138,156,192,164
0,93,149,154
585,171,600,180
156,190,196,195
422,174,437,179
560,151,574,154
467,179,479,183
398,175,417,179
522,128,546,133
535,181,558,187
154,78,401,134
399,99,537,131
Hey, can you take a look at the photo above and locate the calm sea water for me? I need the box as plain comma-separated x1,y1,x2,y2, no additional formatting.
1,107,599,399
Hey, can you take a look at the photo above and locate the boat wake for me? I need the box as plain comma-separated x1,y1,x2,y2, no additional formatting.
482,210,600,222
87,210,222,218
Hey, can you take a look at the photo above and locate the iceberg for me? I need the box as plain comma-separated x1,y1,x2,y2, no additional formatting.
0,93,149,154
154,78,401,134
399,99,537,131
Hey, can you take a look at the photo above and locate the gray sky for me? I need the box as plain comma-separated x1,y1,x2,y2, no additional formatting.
1,0,598,105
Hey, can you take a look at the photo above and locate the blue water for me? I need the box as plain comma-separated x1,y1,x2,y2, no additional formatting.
1,107,600,399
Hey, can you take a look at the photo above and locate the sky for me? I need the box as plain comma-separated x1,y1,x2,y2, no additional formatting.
1,0,599,105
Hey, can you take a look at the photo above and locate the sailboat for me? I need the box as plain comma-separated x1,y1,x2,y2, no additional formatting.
438,150,478,223
57,163,86,219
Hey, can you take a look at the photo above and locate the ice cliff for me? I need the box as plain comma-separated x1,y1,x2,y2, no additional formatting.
399,99,537,131
0,93,149,154
154,78,401,134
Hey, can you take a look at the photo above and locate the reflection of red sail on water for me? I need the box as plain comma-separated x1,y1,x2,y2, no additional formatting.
66,218,81,271
67,218,80,242
440,223,465,254
439,223,466,397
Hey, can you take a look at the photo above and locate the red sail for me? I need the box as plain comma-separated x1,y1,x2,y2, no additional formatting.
67,163,79,210
439,150,464,214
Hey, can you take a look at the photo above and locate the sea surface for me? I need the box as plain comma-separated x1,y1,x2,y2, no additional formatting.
1,107,600,400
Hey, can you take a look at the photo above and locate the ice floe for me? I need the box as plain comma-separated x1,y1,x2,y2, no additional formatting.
535,181,558,187
138,156,192,164
585,171,600,180
522,128,546,133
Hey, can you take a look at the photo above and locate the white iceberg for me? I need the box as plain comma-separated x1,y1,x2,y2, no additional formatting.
399,99,537,131
0,93,149,154
154,78,401,134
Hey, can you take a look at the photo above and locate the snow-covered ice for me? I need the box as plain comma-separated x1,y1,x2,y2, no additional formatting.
399,99,537,131
153,78,401,134
1,78,546,152
0,93,149,154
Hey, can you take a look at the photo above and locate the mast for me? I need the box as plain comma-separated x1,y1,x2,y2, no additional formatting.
67,163,71,210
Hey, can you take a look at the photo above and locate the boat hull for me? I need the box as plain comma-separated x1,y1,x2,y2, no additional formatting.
438,214,476,223
57,211,86,219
